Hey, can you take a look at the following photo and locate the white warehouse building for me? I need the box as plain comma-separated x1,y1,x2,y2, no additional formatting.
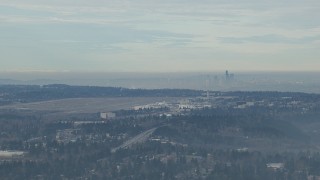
100,112,116,119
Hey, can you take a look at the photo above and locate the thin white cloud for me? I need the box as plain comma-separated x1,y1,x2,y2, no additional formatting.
1,0,320,72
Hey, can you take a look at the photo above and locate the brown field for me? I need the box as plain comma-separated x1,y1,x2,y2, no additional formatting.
0,97,178,115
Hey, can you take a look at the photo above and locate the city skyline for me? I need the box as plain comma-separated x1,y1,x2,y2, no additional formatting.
1,0,320,72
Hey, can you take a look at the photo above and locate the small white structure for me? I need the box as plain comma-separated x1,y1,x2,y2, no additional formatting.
236,148,249,152
267,163,284,170
179,104,195,109
100,112,116,119
133,105,148,110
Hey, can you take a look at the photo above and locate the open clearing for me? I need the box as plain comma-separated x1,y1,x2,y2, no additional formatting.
0,97,178,114
0,151,25,158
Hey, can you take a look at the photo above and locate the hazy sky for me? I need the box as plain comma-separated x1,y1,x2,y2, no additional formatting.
1,0,320,72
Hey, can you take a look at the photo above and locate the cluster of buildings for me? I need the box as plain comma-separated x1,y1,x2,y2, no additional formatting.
131,99,212,117
132,101,169,110
56,129,81,143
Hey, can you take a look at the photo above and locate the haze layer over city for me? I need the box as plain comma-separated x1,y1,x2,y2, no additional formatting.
1,71,320,93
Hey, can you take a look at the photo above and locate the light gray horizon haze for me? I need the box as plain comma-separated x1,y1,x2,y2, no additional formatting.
1,0,320,72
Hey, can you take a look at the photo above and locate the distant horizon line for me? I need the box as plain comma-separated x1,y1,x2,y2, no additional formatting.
1,70,320,74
